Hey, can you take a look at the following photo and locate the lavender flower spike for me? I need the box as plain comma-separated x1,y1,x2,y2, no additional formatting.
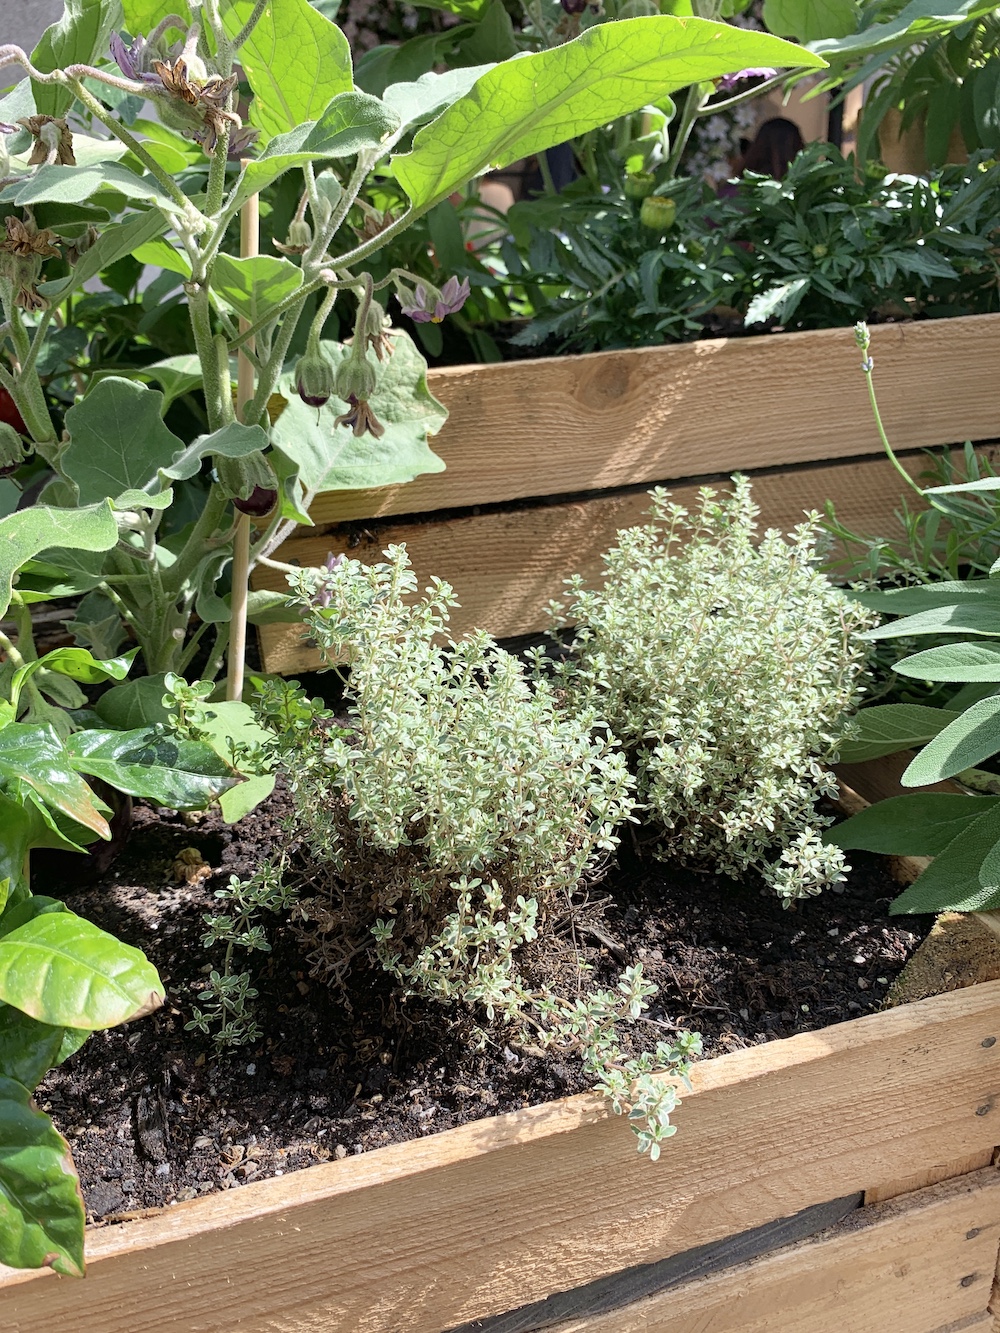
716,67,777,92
400,276,471,324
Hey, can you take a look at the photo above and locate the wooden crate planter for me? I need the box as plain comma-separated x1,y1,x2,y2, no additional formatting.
3,759,1000,1331
254,312,1000,675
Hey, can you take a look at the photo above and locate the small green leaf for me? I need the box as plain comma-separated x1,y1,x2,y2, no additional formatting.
392,18,825,210
137,355,202,410
222,0,354,140
890,803,1000,914
219,773,276,824
852,579,1000,614
863,603,1000,641
93,675,172,730
25,646,137,687
31,0,123,118
828,791,1000,854
158,420,270,485
38,209,168,301
383,65,495,131
0,1075,84,1277
896,642,1000,682
2,162,181,212
65,726,238,809
0,912,163,1029
0,502,118,622
211,254,303,327
271,332,446,493
837,704,960,763
63,378,185,505
903,695,1000,785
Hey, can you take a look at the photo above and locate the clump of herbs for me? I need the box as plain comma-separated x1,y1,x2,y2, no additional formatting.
536,478,877,901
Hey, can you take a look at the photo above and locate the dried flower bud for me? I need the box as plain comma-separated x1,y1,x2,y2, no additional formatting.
215,451,278,516
364,302,394,361
624,172,655,200
295,348,337,408
639,195,677,233
18,115,75,167
274,219,313,256
0,422,30,478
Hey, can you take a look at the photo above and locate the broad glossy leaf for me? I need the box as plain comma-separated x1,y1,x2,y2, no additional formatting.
0,502,118,621
211,254,303,327
0,794,84,900
902,695,1000,785
0,1004,70,1092
220,773,276,824
63,378,184,506
896,642,1000,682
221,0,354,140
235,93,401,207
121,0,189,30
836,704,960,763
763,0,858,42
0,725,110,840
392,18,825,210
889,803,1000,914
18,647,137,691
828,791,1000,854
2,162,180,213
188,700,272,823
0,1076,84,1277
246,589,301,625
812,0,997,63
271,333,446,493
31,0,123,119
65,726,238,808
0,912,163,1029
383,65,495,131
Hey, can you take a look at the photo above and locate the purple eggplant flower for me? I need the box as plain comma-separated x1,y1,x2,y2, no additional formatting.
399,275,471,325
109,32,164,87
716,67,777,92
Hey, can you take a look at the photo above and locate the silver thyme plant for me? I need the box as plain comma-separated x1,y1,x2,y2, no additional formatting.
538,478,876,901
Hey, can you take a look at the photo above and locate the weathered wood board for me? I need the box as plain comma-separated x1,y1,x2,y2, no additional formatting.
309,315,1000,524
5,981,1000,1333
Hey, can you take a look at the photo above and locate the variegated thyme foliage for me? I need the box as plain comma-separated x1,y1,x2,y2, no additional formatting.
536,478,877,901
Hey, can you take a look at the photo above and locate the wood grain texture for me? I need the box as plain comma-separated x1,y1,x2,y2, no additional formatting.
256,450,939,675
542,1168,1000,1333
308,314,1000,524
865,1151,996,1206
5,982,1000,1333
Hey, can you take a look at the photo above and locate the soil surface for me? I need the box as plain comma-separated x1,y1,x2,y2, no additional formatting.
35,792,928,1224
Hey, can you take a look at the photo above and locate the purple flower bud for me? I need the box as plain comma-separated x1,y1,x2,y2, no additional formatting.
561,0,588,11
399,275,471,325
109,32,164,87
716,67,777,93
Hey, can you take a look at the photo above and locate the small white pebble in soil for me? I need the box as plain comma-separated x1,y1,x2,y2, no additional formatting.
801,1005,809,1013
273,1169,284,1177
827,928,839,937
335,1145,348,1160
857,978,870,990
852,954,865,965
155,1163,171,1177
739,1008,749,1020
877,976,888,985
246,1064,256,1075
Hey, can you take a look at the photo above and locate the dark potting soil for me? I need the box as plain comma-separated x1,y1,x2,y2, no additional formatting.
34,789,928,1224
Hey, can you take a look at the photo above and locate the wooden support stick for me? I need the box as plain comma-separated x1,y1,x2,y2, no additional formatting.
226,170,258,703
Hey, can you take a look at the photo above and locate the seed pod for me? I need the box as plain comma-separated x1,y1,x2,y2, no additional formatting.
215,451,279,517
295,347,336,408
640,195,677,233
0,422,29,478
624,171,655,200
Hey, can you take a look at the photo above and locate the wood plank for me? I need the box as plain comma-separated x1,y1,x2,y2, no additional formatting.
865,1150,996,1206
256,449,938,675
309,313,1000,523
5,982,1000,1333
542,1168,1000,1333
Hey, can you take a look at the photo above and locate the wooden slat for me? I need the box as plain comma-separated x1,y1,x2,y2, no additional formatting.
5,982,1000,1333
865,1151,996,1206
309,313,1000,524
256,449,937,675
543,1168,1000,1333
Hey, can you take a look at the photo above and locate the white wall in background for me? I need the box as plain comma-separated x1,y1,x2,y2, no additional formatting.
1,0,64,87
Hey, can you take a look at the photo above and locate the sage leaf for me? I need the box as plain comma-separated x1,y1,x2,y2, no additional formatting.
902,694,1000,785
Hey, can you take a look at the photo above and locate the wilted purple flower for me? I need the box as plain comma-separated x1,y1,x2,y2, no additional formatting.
399,275,471,325
334,394,385,439
716,67,777,92
313,552,345,608
109,32,164,87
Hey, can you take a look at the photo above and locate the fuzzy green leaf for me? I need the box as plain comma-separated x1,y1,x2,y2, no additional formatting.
0,912,163,1029
0,1076,84,1276
272,332,446,493
902,695,1000,785
62,378,184,505
828,791,1000,854
65,726,238,808
836,703,960,762
392,18,825,210
1,162,180,212
211,254,303,327
39,209,168,301
763,0,858,42
221,0,354,140
890,803,1000,914
0,502,118,622
862,603,1000,641
383,65,495,130
896,642,1000,682
31,0,123,118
